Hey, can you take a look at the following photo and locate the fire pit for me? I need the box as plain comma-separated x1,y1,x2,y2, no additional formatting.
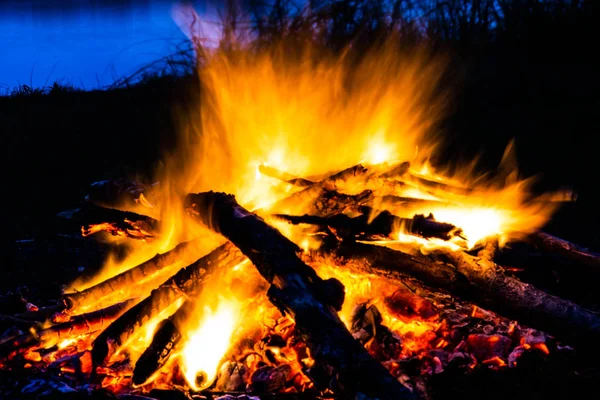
4,41,599,400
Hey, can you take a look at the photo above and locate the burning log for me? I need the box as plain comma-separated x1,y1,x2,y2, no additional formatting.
437,245,600,347
132,297,195,385
58,203,160,241
91,243,245,366
337,240,600,347
266,165,371,212
272,207,463,241
332,242,471,295
528,232,600,270
185,191,415,399
63,240,196,311
0,300,135,358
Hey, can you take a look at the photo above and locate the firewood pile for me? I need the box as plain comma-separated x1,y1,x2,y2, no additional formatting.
3,162,600,400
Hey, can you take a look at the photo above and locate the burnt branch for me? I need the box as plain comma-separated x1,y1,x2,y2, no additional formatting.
58,203,160,241
91,243,245,366
0,300,136,359
63,240,197,311
272,207,463,241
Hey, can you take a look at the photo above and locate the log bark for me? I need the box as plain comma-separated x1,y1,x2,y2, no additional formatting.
529,232,600,270
63,240,196,311
91,243,245,366
58,203,160,241
272,207,462,241
185,191,415,400
336,240,600,347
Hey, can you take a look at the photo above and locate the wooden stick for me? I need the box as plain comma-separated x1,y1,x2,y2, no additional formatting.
63,240,196,311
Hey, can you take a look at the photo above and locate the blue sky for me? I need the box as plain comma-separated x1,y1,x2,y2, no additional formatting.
0,0,220,90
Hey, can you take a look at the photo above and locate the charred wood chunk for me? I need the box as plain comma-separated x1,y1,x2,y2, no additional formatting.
465,334,513,363
247,364,291,393
350,304,402,361
350,303,383,345
133,319,182,385
384,287,439,322
215,360,249,392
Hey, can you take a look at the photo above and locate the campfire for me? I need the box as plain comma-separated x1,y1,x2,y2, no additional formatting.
3,41,597,400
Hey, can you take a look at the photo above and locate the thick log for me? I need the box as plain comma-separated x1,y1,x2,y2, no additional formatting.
63,240,196,311
0,300,136,358
91,243,245,366
58,203,160,241
436,244,600,346
185,192,415,400
273,207,462,241
529,232,600,270
337,240,600,347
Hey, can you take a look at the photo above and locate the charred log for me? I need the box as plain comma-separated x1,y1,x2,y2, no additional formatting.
332,242,473,296
529,232,600,270
272,207,463,241
58,203,160,241
63,240,196,311
91,243,245,366
185,191,415,400
337,240,600,347
437,244,600,347
132,297,196,385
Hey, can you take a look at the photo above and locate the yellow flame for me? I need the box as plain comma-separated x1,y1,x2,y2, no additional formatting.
181,299,242,391
57,338,77,350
